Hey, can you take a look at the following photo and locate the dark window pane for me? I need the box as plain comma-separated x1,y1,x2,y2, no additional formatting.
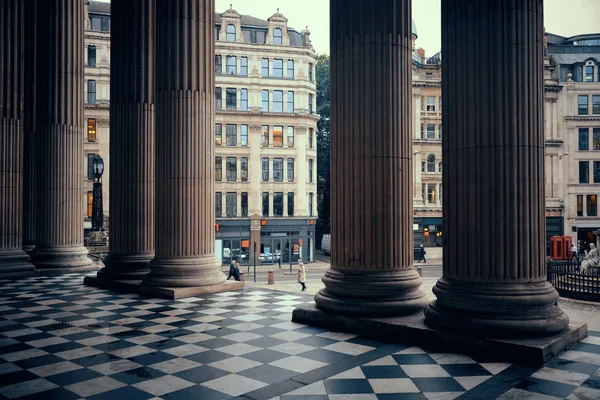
215,88,222,110
226,88,237,110
273,158,283,182
226,157,237,181
579,128,589,150
288,193,294,216
274,193,283,216
216,192,222,217
262,192,269,216
287,158,294,182
215,157,222,181
241,157,248,182
580,161,589,183
87,45,96,66
215,55,222,75
579,95,588,115
226,124,236,146
587,195,597,216
215,124,222,146
226,193,237,217
241,192,248,217
262,158,269,181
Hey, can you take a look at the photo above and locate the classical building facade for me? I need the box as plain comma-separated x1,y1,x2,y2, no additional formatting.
545,33,600,252
79,2,318,263
213,7,318,265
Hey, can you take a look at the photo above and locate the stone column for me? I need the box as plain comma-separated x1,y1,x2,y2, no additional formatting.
314,0,427,317
23,0,37,255
0,0,37,278
424,0,569,337
98,0,156,282
143,0,225,287
30,0,92,270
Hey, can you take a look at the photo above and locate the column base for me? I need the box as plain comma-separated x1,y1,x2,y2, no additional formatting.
97,252,153,282
22,244,35,255
30,246,93,270
142,255,226,287
0,249,38,278
314,268,428,317
424,277,570,338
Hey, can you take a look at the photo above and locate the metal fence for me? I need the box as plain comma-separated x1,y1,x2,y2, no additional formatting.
547,259,600,302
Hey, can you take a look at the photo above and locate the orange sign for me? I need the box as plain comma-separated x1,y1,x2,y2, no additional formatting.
242,240,249,248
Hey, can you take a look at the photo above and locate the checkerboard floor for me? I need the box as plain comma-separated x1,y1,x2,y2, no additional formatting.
0,274,598,400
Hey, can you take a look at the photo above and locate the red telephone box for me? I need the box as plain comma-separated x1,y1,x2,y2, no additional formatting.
550,236,573,260
563,236,573,260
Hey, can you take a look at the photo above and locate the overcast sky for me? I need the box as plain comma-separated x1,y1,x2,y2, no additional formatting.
97,0,599,57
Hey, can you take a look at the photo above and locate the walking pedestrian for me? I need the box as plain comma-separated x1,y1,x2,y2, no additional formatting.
297,258,307,291
226,259,236,280
419,244,427,263
571,243,578,263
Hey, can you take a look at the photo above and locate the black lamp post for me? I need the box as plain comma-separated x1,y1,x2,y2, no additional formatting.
92,154,104,231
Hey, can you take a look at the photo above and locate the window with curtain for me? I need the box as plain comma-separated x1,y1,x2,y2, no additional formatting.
226,56,236,75
287,59,294,78
274,193,283,216
215,157,222,181
262,158,269,181
226,193,237,217
215,124,222,146
262,90,269,111
273,126,283,147
273,91,283,112
216,193,222,217
427,184,436,203
579,128,589,150
587,195,597,216
87,45,96,67
88,80,96,104
262,192,269,216
240,57,248,76
287,127,294,147
287,91,294,112
580,161,590,183
427,154,436,172
287,158,294,182
226,157,237,181
288,193,294,216
426,97,436,111
226,88,236,110
226,24,236,42
273,158,283,182
215,54,222,74
240,89,248,111
262,125,269,147
87,119,96,142
241,157,248,181
226,124,236,146
241,192,248,217
274,28,282,45
215,87,222,110
241,125,248,146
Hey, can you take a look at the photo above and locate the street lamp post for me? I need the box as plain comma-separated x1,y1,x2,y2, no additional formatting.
87,153,107,248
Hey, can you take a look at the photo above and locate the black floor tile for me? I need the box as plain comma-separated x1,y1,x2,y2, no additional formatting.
243,349,290,364
184,349,233,364
0,369,39,386
572,342,600,355
412,377,465,393
129,349,178,365
42,341,85,354
300,349,352,364
13,354,64,369
87,384,155,400
441,363,493,377
392,354,437,365
324,378,374,394
360,366,408,379
45,367,104,386
72,352,121,367
199,337,238,350
294,336,338,348
376,394,428,400
239,364,298,384
515,377,578,398
17,387,81,400
93,340,137,353
109,366,166,385
174,364,229,383
163,383,231,400
548,358,600,375
582,376,600,390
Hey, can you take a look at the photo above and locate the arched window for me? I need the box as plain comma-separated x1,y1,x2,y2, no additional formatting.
274,28,282,45
226,24,236,42
427,154,436,172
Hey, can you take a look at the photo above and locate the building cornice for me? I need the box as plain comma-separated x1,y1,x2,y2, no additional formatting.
413,82,442,88
216,109,320,121
565,116,600,121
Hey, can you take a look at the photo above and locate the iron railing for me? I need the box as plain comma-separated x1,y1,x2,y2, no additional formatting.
547,259,600,302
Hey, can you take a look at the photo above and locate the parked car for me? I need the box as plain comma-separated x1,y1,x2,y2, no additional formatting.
321,234,331,256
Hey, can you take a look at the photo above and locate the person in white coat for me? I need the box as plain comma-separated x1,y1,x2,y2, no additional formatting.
297,259,307,291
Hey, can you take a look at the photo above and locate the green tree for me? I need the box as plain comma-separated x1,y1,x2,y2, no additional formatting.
315,54,330,249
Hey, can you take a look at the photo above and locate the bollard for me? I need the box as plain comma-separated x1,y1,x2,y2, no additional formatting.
268,270,274,285
416,267,422,277
240,272,245,282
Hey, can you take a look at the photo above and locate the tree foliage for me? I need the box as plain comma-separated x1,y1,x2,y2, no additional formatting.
315,54,330,248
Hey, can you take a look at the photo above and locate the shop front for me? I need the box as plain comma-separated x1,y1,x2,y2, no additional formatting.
413,217,443,248
259,220,315,264
215,220,251,266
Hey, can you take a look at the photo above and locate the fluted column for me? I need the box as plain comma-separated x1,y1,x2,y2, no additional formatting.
98,0,156,281
30,0,92,270
143,0,225,287
23,0,37,255
314,0,427,317
0,0,37,278
424,0,569,337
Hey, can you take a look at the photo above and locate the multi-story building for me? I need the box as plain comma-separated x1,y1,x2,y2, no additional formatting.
545,33,600,252
83,1,111,231
81,2,318,263
214,7,318,265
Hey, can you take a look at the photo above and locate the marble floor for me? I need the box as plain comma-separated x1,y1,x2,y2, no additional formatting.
0,274,599,400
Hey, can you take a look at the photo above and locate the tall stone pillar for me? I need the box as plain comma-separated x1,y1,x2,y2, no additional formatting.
314,0,427,317
0,0,37,278
424,0,569,337
143,0,225,287
23,0,37,255
31,0,92,270
98,0,156,281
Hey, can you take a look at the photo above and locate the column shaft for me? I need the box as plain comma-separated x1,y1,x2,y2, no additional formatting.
23,0,37,254
99,0,156,281
31,0,92,269
424,0,569,337
0,0,36,277
314,0,427,317
143,0,225,287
